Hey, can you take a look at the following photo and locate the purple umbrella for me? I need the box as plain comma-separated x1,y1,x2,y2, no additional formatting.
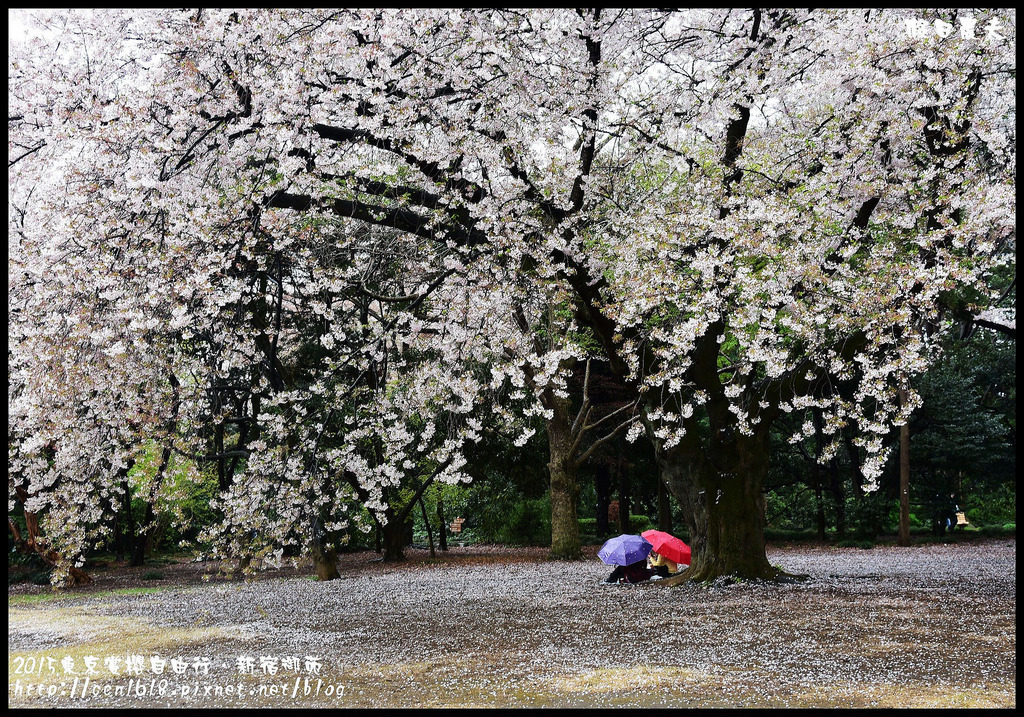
598,534,653,566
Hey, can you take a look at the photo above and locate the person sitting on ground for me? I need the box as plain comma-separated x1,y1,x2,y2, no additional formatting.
604,559,654,584
647,550,682,578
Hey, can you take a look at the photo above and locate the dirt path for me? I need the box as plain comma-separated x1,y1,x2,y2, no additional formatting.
8,539,1016,708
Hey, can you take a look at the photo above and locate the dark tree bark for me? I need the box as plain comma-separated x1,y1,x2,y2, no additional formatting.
377,497,422,562
541,361,639,560
117,474,135,563
419,496,436,558
349,469,442,563
436,493,448,552
657,476,673,533
306,514,340,580
616,437,632,535
379,509,413,562
130,500,158,567
10,488,92,587
829,455,847,541
811,411,828,542
131,373,180,567
547,390,582,560
898,386,911,547
594,464,611,538
655,427,778,583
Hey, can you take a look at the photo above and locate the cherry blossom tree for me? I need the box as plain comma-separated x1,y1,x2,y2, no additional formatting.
9,9,1014,582
7,10,511,575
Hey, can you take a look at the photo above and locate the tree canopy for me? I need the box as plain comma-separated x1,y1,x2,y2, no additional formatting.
9,9,1015,582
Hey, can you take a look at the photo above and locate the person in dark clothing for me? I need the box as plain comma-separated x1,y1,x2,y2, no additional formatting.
604,559,653,584
932,493,960,536
945,493,960,534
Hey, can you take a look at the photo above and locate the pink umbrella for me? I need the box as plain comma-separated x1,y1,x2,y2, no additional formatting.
641,530,691,566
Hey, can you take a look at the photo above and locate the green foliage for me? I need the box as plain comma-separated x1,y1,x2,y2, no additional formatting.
30,571,53,585
579,515,659,545
337,508,381,552
762,319,1015,545
474,493,552,546
11,317,1013,573
578,517,598,544
909,336,1015,489
836,539,875,549
847,490,893,540
115,441,221,553
453,412,551,545
765,483,822,533
410,483,476,546
156,464,221,549
951,483,1014,528
976,524,1015,537
764,528,819,542
627,515,653,534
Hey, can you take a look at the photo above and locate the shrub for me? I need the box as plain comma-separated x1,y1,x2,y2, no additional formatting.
627,515,653,534
30,570,52,585
765,528,819,542
836,539,875,549
498,496,551,546
976,523,1016,537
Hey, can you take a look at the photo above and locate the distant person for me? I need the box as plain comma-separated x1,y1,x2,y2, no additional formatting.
604,559,653,584
945,494,960,534
932,493,957,536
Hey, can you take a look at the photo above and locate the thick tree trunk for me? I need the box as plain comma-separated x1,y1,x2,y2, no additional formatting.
309,517,340,580
547,392,582,560
380,508,411,562
815,479,826,542
829,458,846,540
812,411,826,541
549,464,581,559
132,375,179,567
656,428,779,583
309,541,340,580
130,501,156,567
118,477,134,563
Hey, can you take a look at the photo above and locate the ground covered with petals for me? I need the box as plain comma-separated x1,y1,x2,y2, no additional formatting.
8,538,1015,708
